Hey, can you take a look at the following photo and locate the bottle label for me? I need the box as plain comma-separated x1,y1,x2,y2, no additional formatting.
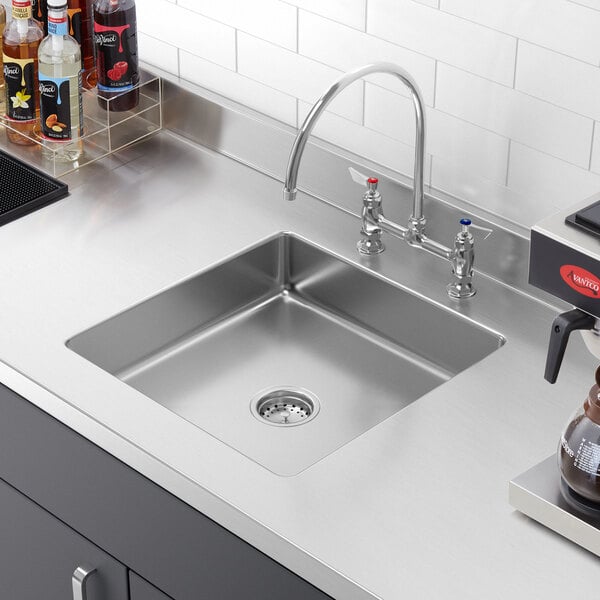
94,19,138,93
3,54,36,121
48,14,68,37
574,438,600,476
12,0,32,20
67,8,82,45
39,72,82,140
32,0,47,29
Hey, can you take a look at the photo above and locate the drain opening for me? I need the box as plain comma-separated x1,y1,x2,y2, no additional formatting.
251,388,320,426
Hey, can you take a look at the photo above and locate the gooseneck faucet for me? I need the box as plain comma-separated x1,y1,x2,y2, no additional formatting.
282,62,488,299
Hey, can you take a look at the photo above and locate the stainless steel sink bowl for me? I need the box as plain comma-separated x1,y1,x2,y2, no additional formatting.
68,234,504,475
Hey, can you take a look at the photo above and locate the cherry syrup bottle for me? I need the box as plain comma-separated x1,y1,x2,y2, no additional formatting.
93,0,138,111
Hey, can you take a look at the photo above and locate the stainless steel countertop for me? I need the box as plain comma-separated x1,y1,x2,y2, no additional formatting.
1,108,599,598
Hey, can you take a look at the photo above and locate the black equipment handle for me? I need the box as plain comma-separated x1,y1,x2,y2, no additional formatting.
545,308,596,383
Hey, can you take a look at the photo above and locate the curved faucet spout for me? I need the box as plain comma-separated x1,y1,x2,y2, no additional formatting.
282,62,427,229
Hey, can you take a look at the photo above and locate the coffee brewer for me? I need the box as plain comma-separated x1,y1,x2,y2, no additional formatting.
530,194,600,516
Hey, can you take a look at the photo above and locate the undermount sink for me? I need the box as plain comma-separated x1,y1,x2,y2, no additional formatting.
68,234,504,476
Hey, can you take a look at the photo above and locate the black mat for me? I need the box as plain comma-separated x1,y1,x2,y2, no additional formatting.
0,148,68,225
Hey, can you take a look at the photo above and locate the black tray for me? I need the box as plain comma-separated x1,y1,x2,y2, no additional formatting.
565,198,600,238
0,148,68,225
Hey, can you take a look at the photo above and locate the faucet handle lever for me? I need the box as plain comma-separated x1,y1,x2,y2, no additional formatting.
348,167,379,191
348,166,369,186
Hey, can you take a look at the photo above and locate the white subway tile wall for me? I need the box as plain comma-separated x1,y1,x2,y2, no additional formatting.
3,0,598,227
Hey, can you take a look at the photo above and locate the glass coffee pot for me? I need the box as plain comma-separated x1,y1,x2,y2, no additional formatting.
544,308,600,514
558,366,600,513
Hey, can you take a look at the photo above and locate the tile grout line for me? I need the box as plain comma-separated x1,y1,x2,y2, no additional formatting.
432,60,438,107
296,7,299,53
512,38,519,89
589,120,597,171
505,139,512,186
567,0,600,12
429,155,433,186
362,81,367,126
234,29,239,72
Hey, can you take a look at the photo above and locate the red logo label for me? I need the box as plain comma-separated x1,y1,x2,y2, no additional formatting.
560,265,600,297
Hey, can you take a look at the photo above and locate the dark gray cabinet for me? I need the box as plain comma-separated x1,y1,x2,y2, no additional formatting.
0,478,129,600
0,382,332,600
130,572,172,600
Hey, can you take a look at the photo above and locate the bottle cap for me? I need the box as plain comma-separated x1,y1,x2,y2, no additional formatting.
47,0,67,7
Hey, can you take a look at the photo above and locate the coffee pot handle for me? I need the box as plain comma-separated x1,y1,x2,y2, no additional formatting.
545,308,596,383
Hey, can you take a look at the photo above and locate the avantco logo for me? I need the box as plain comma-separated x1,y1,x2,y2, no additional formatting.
560,265,600,298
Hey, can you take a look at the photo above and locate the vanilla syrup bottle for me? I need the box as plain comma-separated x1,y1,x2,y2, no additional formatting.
38,0,83,162
3,0,45,145
93,0,138,111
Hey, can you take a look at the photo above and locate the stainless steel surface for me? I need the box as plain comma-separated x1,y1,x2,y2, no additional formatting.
67,233,502,476
72,565,96,600
282,63,485,299
0,74,598,599
510,456,600,557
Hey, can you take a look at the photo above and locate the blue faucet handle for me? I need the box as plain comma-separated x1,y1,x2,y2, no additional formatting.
460,218,493,240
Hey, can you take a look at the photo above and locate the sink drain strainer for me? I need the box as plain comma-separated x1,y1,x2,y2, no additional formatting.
251,387,320,427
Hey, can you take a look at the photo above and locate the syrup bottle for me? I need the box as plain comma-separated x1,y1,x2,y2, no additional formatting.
66,0,95,87
3,0,45,145
32,0,48,33
93,0,138,111
32,0,96,88
38,0,83,162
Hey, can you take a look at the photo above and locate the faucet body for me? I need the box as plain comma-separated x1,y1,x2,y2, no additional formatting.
283,62,479,299
358,179,476,298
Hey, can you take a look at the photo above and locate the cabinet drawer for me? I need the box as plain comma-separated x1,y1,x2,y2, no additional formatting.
0,478,128,600
130,572,172,600
0,382,332,599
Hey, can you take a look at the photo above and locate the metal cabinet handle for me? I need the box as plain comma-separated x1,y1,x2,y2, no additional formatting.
72,565,96,600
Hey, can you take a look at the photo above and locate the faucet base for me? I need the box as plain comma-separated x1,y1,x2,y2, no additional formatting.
447,281,476,299
357,237,385,255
